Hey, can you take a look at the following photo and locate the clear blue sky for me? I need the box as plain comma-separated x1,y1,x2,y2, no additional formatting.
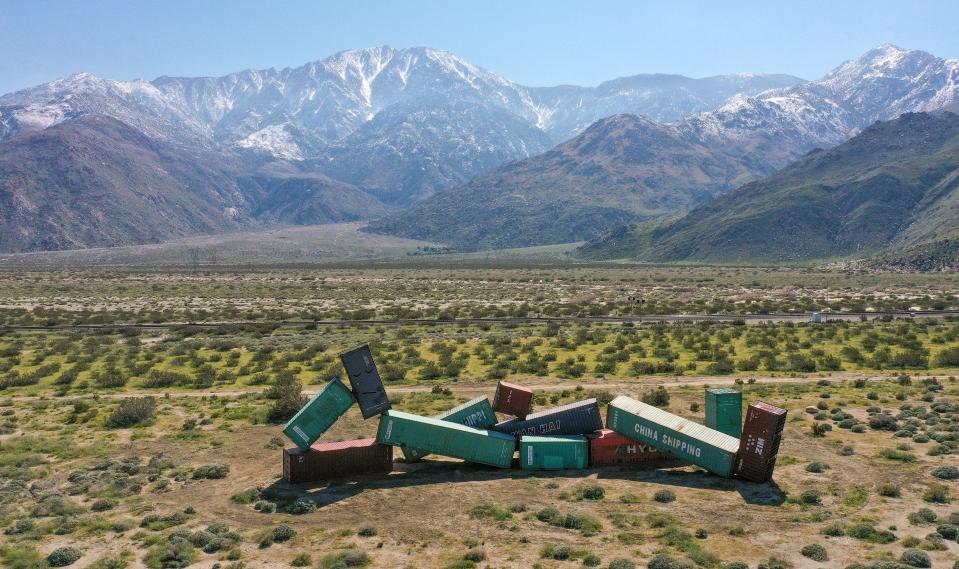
1,0,957,94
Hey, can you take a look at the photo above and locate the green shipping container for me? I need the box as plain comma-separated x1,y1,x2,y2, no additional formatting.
705,387,743,437
403,396,497,461
607,396,740,477
282,377,354,449
377,410,515,468
519,435,588,470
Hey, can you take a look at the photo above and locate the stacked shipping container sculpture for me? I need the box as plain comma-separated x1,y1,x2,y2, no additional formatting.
281,343,788,487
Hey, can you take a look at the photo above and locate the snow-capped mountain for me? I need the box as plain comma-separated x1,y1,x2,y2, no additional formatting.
680,44,959,168
0,46,803,203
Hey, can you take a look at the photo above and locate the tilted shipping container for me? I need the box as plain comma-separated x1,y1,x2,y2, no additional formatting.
376,410,515,468
705,387,743,437
606,396,740,477
492,398,602,437
734,402,787,483
339,344,391,419
492,381,533,418
282,377,354,449
586,429,680,467
403,396,497,462
519,435,588,470
283,438,393,484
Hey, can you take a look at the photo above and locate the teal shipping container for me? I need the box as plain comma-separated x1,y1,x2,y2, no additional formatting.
606,396,740,477
283,377,354,449
519,435,588,470
377,410,515,468
705,387,743,437
403,396,497,461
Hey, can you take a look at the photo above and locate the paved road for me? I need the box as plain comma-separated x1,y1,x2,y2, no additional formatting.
1,310,956,333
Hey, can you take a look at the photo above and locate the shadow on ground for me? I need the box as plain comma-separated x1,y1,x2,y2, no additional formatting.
263,459,785,509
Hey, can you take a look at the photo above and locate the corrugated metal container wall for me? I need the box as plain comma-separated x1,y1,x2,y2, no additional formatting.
492,398,603,437
403,396,497,462
705,388,743,437
339,344,391,419
519,435,588,470
734,402,787,482
282,377,355,449
493,381,533,418
283,438,393,484
376,410,515,468
586,429,680,467
606,395,740,477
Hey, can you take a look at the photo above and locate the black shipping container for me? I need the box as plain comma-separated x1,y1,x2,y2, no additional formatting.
492,398,602,437
339,344,391,419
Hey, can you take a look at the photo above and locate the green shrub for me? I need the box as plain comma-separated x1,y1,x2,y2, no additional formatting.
583,553,601,567
878,483,901,497
317,549,370,569
144,541,195,569
107,397,156,428
642,387,670,408
91,499,117,512
647,555,679,569
806,461,829,473
799,490,822,505
287,498,316,515
800,543,827,562
609,560,636,569
935,523,958,539
653,489,676,503
357,527,376,537
578,484,605,500
47,547,83,567
923,484,950,503
291,553,311,567
469,503,511,521
908,508,937,525
900,549,931,568
932,466,959,480
192,464,230,479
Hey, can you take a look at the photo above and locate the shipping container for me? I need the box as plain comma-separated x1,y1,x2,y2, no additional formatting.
705,388,743,437
734,402,787,482
519,435,588,470
586,429,680,467
377,410,515,468
606,396,740,477
403,396,497,461
492,381,533,418
339,344,391,419
282,377,355,449
492,398,602,437
283,438,393,484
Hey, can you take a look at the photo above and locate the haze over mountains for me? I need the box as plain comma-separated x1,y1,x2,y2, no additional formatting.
1,44,958,265
370,45,959,250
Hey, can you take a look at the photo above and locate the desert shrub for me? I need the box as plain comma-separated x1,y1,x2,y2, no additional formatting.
923,484,950,503
932,466,959,480
287,498,316,515
725,564,748,569
144,541,195,569
800,543,827,562
799,490,822,505
541,544,570,560
469,503,511,521
810,423,830,437
357,527,377,537
642,387,670,408
107,397,156,428
583,553,601,566
647,555,679,569
869,414,899,431
265,373,307,423
806,461,829,473
272,524,295,542
609,560,636,569
878,483,901,498
935,523,958,539
845,523,896,543
578,484,605,500
192,464,230,479
462,548,485,562
900,549,931,568
91,498,116,512
47,547,83,567
254,500,275,513
317,549,369,568
908,508,937,525
653,489,676,503
291,553,311,567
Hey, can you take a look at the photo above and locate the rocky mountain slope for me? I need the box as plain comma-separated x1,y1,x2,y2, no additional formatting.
365,114,755,249
0,115,386,252
0,46,802,205
577,112,959,264
369,45,959,250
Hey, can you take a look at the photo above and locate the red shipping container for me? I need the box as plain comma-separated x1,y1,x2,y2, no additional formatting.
283,438,393,484
586,429,679,467
493,381,533,418
735,402,787,483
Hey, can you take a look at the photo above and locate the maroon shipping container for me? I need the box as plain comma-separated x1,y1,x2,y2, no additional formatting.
734,402,787,483
493,381,533,418
586,429,679,467
283,438,393,484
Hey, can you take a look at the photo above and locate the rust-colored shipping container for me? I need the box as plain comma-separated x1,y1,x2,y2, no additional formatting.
283,438,393,484
492,381,533,418
734,402,787,483
586,429,680,467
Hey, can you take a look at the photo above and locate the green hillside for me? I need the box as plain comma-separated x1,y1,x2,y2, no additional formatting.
578,112,959,265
